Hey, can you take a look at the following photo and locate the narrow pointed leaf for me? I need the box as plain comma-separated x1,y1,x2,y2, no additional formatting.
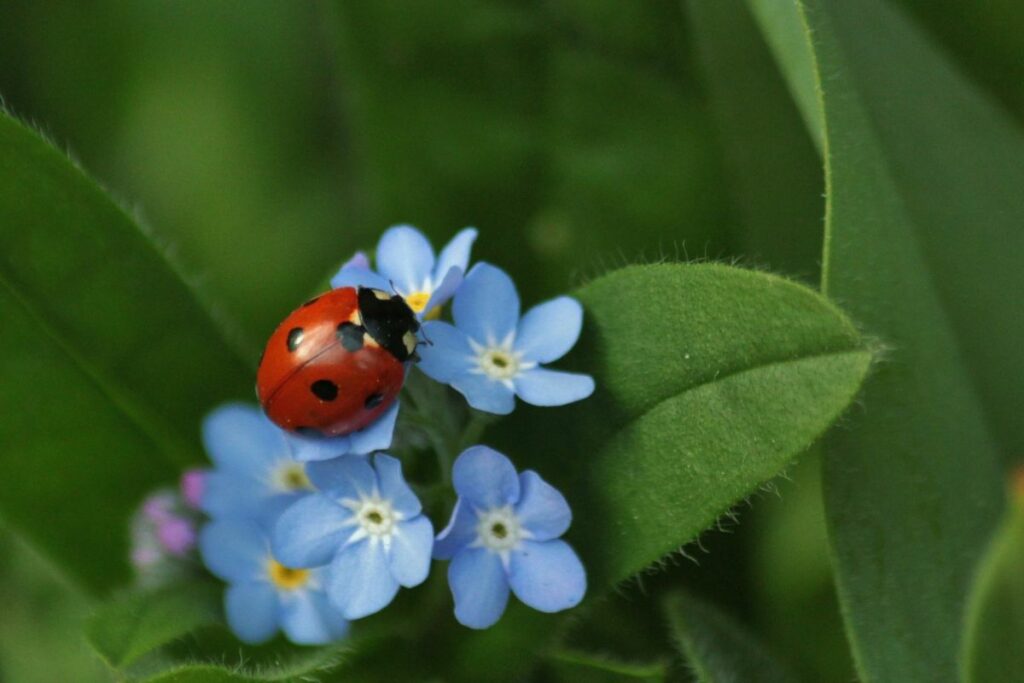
962,483,1024,683
753,0,1017,679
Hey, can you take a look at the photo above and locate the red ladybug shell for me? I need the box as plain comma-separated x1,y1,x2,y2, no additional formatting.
257,288,408,438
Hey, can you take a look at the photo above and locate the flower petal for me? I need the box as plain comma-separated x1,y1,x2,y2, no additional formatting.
508,540,586,613
305,456,377,501
279,589,348,645
434,227,478,282
273,494,354,569
513,368,595,407
451,372,516,415
449,548,510,629
342,251,371,270
374,454,421,517
514,296,583,364
202,404,285,472
287,431,353,463
347,401,400,455
327,539,401,619
200,470,265,519
375,225,435,294
287,401,398,461
452,445,520,510
388,515,434,587
433,498,478,560
453,263,520,344
422,266,463,315
225,582,279,644
417,322,475,383
514,471,571,541
330,265,390,292
199,519,268,583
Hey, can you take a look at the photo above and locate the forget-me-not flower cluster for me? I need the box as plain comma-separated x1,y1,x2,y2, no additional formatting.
158,225,594,644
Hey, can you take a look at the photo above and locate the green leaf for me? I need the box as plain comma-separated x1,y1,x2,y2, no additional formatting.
754,0,1017,678
962,484,1024,683
664,592,797,683
0,111,253,591
85,582,221,670
497,263,871,588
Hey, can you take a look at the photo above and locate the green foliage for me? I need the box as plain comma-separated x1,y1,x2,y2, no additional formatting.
86,582,220,669
128,650,346,683
84,581,353,682
328,0,733,301
744,0,823,150
500,263,871,588
547,649,669,682
0,110,252,592
962,486,1024,683
664,592,797,683
688,0,823,281
752,0,1023,678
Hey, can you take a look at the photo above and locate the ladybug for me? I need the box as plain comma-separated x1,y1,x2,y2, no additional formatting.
256,287,419,438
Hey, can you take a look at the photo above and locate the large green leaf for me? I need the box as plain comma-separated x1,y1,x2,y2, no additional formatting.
664,592,797,683
961,485,1024,683
0,111,252,591
498,263,871,588
753,0,1017,679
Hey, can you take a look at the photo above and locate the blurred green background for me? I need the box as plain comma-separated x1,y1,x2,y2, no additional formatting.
0,1,1021,680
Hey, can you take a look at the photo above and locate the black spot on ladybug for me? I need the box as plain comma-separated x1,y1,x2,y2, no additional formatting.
364,392,384,409
286,327,304,352
311,379,339,401
295,426,323,439
336,322,364,352
302,296,321,307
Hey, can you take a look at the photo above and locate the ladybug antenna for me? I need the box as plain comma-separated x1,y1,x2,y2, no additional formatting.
418,326,434,347
388,279,400,297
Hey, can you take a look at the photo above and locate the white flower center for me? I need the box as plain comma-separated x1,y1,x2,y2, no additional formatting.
272,461,312,492
351,496,399,537
475,506,524,553
469,335,532,383
479,348,520,379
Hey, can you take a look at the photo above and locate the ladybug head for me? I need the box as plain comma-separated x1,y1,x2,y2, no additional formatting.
358,287,420,362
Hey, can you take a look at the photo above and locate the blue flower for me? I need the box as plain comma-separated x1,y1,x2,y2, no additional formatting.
417,263,595,415
272,454,434,620
331,225,477,318
286,401,400,463
199,519,349,645
434,446,586,629
201,404,316,524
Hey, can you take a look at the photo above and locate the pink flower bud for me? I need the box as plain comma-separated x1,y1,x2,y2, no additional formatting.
180,469,207,510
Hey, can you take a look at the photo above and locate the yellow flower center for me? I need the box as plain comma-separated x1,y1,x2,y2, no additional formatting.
404,291,431,313
267,559,310,590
